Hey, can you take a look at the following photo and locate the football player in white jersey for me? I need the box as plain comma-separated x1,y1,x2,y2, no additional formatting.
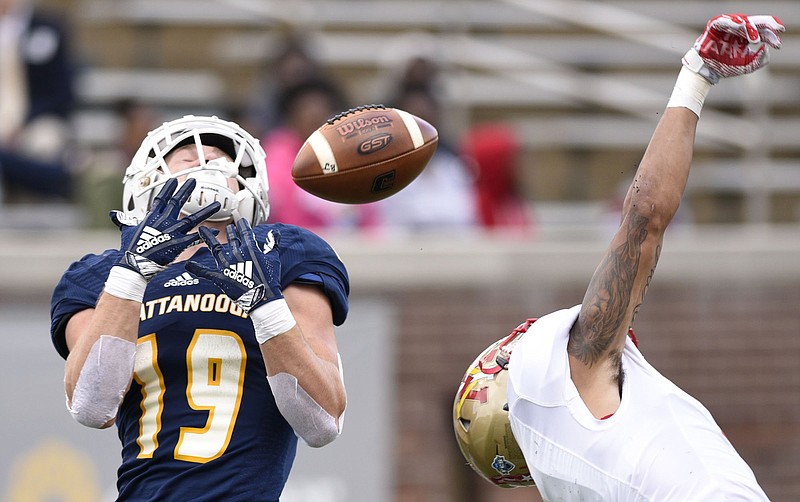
454,14,784,500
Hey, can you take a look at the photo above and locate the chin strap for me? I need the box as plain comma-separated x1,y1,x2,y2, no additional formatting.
180,160,240,222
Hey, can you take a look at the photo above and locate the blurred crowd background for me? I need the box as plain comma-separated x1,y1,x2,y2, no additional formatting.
7,0,800,233
1,1,799,501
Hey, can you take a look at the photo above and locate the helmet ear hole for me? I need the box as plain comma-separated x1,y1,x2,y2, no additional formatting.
239,164,256,179
459,418,472,432
126,196,135,212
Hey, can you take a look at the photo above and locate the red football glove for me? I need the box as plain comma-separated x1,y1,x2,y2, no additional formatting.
684,14,784,84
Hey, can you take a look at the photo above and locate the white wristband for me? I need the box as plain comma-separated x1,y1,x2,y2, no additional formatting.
104,266,147,303
667,66,712,117
250,298,297,344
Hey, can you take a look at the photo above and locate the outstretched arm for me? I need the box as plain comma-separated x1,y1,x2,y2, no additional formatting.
567,14,784,416
569,108,697,412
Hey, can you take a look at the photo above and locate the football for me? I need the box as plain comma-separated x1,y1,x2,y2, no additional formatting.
291,105,438,204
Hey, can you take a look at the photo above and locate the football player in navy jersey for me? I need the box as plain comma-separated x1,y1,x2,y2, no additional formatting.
50,115,349,501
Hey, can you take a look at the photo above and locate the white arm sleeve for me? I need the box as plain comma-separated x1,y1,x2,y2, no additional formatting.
66,335,135,428
267,354,346,448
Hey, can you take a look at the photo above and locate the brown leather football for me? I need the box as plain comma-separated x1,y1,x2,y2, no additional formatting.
291,105,438,204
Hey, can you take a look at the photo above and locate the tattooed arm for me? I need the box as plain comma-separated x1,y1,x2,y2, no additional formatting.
568,107,699,417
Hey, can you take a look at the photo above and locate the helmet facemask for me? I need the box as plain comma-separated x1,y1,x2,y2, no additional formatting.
122,115,270,226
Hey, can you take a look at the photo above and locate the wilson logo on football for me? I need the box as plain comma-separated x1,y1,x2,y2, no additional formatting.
335,115,392,137
135,226,171,254
358,133,393,155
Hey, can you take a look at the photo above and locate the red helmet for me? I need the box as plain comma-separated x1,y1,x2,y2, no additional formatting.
453,319,537,488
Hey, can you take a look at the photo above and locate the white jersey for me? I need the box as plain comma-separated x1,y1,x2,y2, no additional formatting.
507,305,768,501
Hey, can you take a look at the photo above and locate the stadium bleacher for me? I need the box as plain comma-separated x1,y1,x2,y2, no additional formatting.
46,0,800,226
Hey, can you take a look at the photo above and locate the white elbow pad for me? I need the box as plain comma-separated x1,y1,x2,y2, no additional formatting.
66,336,135,428
267,356,346,448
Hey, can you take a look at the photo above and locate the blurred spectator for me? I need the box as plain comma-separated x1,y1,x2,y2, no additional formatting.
246,35,327,139
261,78,381,231
460,123,534,234
378,58,478,231
76,99,160,228
0,0,76,202
394,56,440,93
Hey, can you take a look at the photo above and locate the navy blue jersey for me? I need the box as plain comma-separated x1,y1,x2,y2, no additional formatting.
50,223,349,502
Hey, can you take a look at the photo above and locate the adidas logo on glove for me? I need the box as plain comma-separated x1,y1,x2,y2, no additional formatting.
224,262,257,290
164,272,200,287
135,226,171,254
